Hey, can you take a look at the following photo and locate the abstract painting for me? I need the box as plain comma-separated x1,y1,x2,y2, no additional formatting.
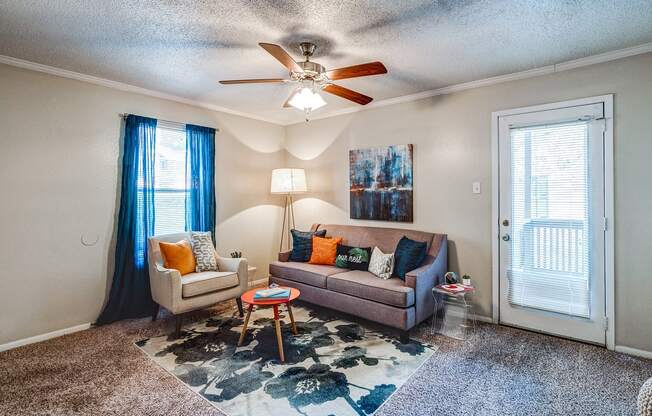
349,144,413,222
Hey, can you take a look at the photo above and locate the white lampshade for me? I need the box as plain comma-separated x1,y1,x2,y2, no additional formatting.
270,168,307,194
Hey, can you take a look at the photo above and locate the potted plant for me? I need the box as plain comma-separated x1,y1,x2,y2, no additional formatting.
462,274,472,286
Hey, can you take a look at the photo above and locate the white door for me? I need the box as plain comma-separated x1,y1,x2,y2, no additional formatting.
498,101,607,345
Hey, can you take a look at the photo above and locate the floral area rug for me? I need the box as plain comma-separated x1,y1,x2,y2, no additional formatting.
136,303,436,416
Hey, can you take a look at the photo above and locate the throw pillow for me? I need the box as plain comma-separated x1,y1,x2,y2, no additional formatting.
190,231,218,272
368,247,395,279
309,236,343,265
393,236,428,279
289,229,327,262
335,245,372,270
159,240,196,275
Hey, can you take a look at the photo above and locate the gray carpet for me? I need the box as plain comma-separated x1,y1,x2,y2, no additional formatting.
0,300,650,415
391,321,651,415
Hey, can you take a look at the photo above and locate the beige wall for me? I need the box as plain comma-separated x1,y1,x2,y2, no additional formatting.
2,52,651,352
0,64,285,345
285,53,652,352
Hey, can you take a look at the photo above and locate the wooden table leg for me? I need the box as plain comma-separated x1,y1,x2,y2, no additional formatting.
287,302,297,335
238,304,253,346
273,304,285,363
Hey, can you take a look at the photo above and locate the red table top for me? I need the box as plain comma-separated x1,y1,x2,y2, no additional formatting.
241,287,300,305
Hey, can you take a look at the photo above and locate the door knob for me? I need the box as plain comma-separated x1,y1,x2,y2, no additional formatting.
502,234,511,241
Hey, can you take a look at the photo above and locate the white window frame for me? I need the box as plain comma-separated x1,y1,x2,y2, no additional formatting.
491,94,615,350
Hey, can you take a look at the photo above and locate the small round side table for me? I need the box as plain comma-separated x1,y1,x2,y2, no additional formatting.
239,287,300,363
431,285,476,341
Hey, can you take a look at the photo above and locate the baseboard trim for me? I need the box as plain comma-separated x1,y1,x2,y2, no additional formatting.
475,315,494,324
615,345,652,359
248,277,269,288
0,323,92,353
444,309,494,324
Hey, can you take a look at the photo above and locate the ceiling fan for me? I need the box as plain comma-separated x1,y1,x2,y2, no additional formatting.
219,42,387,120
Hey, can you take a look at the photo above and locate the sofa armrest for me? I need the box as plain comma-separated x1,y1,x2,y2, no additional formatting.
405,236,448,326
278,250,292,262
217,255,249,292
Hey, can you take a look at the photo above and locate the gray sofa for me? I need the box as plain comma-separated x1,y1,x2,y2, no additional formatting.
269,224,448,342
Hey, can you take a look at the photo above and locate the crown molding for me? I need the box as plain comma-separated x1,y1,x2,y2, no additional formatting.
2,41,652,127
0,55,284,126
294,41,652,125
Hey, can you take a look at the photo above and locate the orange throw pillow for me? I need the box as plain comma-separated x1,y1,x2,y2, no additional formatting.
159,240,196,275
309,236,343,265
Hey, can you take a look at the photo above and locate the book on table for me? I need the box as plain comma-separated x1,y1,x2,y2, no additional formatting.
438,284,473,293
254,287,290,300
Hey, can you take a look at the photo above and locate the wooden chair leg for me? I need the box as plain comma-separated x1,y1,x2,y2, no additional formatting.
236,297,244,317
151,304,160,322
174,315,182,338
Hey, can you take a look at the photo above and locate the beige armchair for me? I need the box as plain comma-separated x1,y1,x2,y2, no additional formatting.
147,232,248,337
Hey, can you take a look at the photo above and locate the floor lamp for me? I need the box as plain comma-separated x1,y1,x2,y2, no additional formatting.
271,168,307,252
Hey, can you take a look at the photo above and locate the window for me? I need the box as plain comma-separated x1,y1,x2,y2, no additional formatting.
531,175,549,218
154,122,187,235
510,120,591,317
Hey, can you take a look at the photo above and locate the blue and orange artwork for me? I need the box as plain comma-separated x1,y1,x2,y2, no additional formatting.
349,144,413,222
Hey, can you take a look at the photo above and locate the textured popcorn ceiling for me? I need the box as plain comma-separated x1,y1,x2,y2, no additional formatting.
2,0,652,124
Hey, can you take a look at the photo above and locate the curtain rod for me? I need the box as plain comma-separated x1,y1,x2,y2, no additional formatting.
119,113,219,132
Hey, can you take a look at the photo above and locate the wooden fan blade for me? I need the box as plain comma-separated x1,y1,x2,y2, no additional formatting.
325,61,387,80
219,78,286,84
259,43,303,73
322,84,373,105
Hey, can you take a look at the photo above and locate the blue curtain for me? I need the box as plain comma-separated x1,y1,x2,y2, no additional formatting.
97,115,157,324
185,124,216,241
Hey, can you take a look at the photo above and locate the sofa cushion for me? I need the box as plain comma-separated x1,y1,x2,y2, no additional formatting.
327,270,414,308
289,229,327,262
335,245,372,270
269,261,343,288
309,236,342,265
181,271,239,298
393,236,428,279
317,224,434,258
368,247,395,279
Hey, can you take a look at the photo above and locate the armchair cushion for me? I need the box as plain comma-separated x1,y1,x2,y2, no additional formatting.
190,231,218,272
181,271,239,298
159,240,196,275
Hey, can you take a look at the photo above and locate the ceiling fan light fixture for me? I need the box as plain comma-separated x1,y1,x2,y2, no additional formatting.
288,86,326,121
219,42,386,120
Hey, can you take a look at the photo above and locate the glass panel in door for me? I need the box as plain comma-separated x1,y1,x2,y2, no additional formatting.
498,102,606,345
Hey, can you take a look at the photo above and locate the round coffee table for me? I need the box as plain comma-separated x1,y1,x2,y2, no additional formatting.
238,287,300,363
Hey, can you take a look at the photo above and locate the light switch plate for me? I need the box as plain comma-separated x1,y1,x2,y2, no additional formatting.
472,182,481,194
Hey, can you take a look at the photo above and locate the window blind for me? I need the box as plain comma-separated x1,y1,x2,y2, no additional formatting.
508,120,591,318
154,123,187,235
